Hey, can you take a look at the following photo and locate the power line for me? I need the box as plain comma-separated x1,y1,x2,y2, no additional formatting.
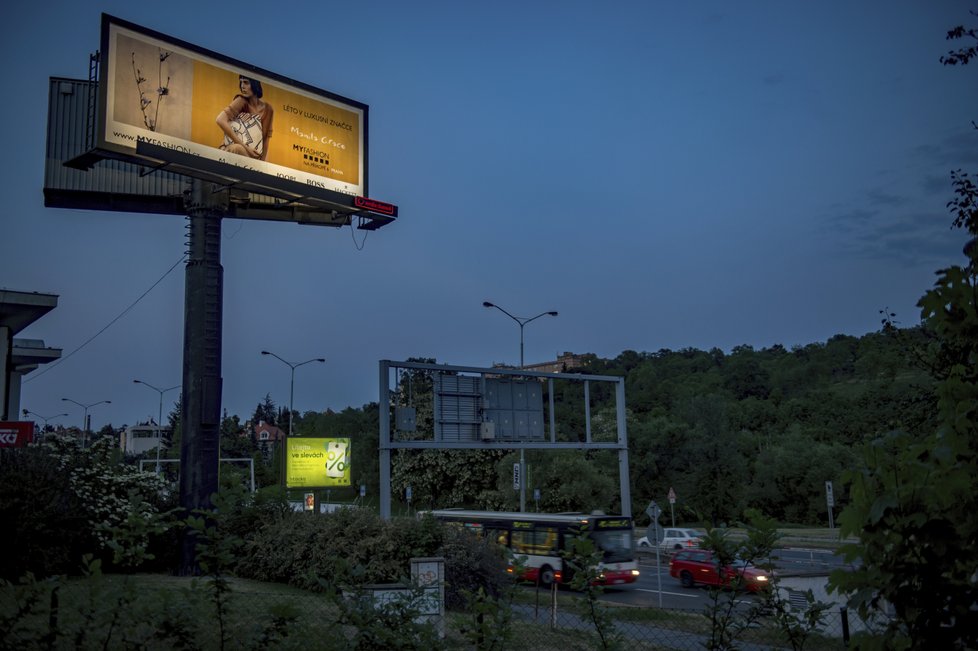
25,255,187,384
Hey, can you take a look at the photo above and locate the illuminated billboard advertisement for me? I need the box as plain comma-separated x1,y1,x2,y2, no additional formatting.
286,437,351,488
98,15,366,197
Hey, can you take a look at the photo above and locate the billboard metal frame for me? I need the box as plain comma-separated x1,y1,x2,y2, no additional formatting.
63,14,396,225
378,360,632,520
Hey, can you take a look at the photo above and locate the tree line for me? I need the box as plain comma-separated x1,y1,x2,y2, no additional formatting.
138,323,934,528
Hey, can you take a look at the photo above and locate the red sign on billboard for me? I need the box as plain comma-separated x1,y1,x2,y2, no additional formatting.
0,422,34,448
354,196,398,217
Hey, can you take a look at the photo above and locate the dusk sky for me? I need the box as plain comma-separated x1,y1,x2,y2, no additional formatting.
3,1,976,431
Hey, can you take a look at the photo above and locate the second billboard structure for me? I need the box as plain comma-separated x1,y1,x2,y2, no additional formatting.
99,15,367,198
286,438,352,489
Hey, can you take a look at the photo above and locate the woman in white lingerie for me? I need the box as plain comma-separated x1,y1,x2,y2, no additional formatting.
216,76,274,161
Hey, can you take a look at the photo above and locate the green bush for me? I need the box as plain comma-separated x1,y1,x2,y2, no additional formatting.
235,508,444,589
234,509,510,609
1,438,174,579
439,524,510,609
0,446,89,579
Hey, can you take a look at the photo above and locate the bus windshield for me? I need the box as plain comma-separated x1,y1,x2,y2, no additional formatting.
591,528,634,563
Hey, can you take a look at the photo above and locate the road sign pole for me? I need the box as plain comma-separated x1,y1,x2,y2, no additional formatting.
825,481,835,529
667,487,677,527
645,500,664,608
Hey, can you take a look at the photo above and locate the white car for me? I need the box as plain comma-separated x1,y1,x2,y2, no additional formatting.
637,528,704,551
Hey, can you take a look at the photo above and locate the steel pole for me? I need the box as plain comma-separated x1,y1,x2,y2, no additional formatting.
261,352,324,491
519,321,525,512
289,366,295,438
157,392,164,472
482,302,556,513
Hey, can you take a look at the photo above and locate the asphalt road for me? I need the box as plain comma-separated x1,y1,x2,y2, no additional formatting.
597,547,848,610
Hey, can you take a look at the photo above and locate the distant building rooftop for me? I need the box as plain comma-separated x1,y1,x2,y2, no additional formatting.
491,352,593,374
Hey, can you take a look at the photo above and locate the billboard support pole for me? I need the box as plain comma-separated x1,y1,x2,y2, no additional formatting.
379,360,391,520
179,178,227,575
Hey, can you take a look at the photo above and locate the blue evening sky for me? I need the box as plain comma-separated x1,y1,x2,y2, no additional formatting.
3,1,976,429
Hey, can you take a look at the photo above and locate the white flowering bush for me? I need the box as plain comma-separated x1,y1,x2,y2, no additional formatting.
47,435,169,553
0,435,175,578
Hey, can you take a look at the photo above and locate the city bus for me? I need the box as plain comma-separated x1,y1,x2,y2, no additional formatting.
424,509,640,587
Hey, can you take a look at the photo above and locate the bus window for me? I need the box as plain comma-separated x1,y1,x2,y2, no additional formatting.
513,527,557,555
487,528,509,546
511,531,530,554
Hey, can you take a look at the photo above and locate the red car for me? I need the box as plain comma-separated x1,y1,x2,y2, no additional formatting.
668,549,771,593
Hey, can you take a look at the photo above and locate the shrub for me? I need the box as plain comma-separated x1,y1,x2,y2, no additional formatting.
439,524,509,609
234,509,510,607
0,446,89,579
1,437,173,579
235,508,444,589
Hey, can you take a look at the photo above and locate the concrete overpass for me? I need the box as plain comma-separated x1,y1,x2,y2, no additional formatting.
0,289,62,420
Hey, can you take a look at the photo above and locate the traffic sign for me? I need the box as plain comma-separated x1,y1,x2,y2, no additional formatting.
513,463,521,491
645,500,662,521
668,487,676,504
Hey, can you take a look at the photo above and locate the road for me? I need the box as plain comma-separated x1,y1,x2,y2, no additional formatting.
598,547,848,609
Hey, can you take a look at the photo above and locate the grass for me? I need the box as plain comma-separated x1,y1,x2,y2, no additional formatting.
510,586,848,650
3,573,341,650
4,572,850,650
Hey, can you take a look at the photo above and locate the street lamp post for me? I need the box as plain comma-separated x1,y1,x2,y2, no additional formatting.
261,351,325,488
482,302,559,369
133,380,181,473
60,398,111,448
22,409,68,439
482,301,558,512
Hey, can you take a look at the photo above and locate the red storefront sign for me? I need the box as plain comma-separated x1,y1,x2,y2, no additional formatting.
0,422,34,448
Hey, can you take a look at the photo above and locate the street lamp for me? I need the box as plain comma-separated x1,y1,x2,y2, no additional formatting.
482,301,558,512
261,351,325,488
133,380,181,473
482,301,558,369
61,398,111,448
22,409,68,439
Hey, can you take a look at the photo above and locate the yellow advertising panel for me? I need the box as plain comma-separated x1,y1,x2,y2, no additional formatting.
286,438,351,488
100,16,365,197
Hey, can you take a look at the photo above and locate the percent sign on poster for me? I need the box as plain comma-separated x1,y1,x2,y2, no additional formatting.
326,440,348,478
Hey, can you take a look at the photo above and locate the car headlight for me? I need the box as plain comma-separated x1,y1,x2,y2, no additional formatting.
754,575,768,582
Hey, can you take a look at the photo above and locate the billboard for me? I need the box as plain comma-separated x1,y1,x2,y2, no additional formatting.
0,422,34,448
98,15,367,198
286,437,351,488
